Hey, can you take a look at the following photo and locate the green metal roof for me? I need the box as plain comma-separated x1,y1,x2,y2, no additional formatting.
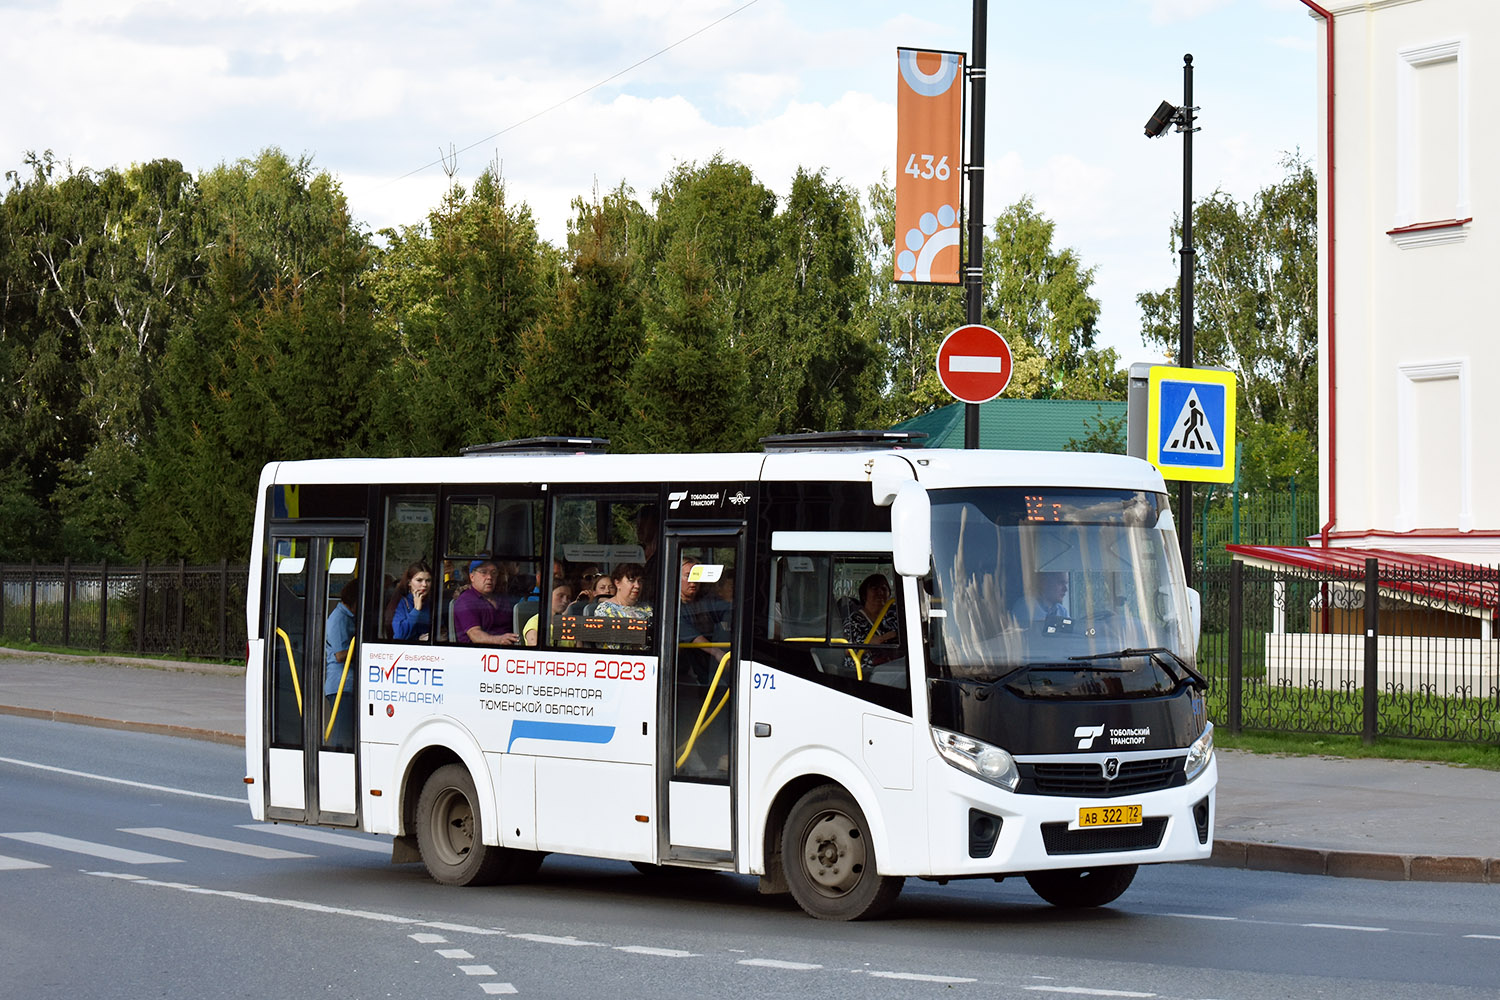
890,398,1126,451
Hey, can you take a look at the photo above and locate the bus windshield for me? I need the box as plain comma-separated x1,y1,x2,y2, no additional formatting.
926,487,1194,694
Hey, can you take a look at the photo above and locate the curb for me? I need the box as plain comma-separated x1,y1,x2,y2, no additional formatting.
0,703,243,748
1203,838,1498,885
0,647,244,677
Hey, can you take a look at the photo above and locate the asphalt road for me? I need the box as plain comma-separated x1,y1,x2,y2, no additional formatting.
3,715,1498,1000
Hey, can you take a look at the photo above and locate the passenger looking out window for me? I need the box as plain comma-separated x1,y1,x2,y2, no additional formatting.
386,561,433,641
523,581,575,646
843,573,900,667
454,559,520,645
594,563,651,621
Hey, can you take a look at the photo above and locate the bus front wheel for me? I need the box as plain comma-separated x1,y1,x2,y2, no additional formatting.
416,764,541,886
782,784,904,921
1024,864,1137,908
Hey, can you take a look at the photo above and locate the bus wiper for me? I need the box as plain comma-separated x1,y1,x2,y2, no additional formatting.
1068,647,1208,690
1023,661,1133,673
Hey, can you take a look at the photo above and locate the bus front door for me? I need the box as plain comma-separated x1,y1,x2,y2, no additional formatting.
263,529,365,827
660,527,743,864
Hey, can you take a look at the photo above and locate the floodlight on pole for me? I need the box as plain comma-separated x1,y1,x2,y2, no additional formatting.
1144,100,1178,138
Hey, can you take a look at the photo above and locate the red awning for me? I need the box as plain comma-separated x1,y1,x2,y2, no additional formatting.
1225,545,1499,616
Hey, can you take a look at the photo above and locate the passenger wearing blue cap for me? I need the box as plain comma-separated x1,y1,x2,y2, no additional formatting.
454,559,519,645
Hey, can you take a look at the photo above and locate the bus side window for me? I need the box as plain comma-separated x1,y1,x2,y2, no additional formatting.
550,494,653,652
379,495,436,642
768,554,907,691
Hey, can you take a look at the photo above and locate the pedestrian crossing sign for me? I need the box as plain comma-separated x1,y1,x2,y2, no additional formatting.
1146,365,1236,483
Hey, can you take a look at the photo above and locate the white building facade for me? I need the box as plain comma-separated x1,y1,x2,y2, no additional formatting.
1310,0,1500,563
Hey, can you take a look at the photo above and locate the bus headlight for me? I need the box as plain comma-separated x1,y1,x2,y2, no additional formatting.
1184,722,1214,783
931,726,1019,791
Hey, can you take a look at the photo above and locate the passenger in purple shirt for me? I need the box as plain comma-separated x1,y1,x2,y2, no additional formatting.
454,559,519,645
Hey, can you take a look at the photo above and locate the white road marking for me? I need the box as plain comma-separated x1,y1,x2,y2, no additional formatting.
86,871,502,935
0,854,48,870
236,823,389,853
616,945,696,957
459,965,497,976
738,959,822,970
426,921,504,935
480,986,517,996
410,933,448,943
2,831,180,864
1164,912,1236,921
870,971,978,983
1464,934,1500,940
507,932,604,947
0,756,244,803
1301,923,1387,933
1025,988,1155,997
437,949,474,959
121,827,313,859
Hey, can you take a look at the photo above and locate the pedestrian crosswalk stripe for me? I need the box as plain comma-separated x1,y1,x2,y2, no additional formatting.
1,831,181,864
121,827,314,859
0,853,48,871
236,823,389,854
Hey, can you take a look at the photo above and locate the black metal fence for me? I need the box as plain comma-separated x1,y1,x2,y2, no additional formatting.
0,560,249,661
1209,557,1500,744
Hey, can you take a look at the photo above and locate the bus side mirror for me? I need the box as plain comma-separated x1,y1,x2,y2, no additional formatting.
891,481,931,578
1186,587,1202,649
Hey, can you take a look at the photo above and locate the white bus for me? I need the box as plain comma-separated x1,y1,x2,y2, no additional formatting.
244,432,1215,920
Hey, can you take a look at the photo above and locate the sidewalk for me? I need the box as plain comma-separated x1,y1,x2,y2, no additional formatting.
2,649,1497,884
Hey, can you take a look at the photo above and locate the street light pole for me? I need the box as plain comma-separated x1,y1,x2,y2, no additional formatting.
1178,53,1196,587
963,0,988,450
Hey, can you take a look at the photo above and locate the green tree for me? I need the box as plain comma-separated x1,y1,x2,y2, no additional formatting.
1138,156,1318,488
0,154,202,558
620,235,750,453
1065,408,1126,454
133,150,387,561
755,168,885,434
504,184,649,439
983,197,1123,400
51,159,202,557
372,167,555,456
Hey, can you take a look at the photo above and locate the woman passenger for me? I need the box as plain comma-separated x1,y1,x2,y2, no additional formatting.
523,581,576,646
593,563,650,620
387,561,433,641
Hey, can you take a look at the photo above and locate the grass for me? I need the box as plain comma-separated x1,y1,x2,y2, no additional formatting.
1214,727,1500,770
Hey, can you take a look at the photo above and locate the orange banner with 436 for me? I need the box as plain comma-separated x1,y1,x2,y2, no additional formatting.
895,47,964,285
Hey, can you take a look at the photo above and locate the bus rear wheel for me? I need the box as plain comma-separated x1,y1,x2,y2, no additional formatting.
1024,864,1137,908
782,784,903,921
416,764,541,886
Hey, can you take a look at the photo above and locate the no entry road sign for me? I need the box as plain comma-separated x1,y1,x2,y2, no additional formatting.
936,324,1013,404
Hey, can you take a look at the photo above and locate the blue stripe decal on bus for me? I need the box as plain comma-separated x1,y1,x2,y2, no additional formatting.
507,720,616,752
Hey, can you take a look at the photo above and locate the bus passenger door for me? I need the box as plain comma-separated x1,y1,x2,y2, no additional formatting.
659,527,743,865
262,528,365,827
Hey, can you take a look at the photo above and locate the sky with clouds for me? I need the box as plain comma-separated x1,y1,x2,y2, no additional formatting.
0,0,1318,364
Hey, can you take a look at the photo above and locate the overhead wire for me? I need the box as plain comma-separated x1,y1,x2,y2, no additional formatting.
386,0,762,186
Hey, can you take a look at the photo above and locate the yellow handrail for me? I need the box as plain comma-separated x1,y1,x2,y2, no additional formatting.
776,599,895,682
675,651,733,769
323,639,356,742
274,627,303,714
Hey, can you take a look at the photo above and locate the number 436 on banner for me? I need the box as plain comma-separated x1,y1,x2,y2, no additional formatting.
894,47,964,286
